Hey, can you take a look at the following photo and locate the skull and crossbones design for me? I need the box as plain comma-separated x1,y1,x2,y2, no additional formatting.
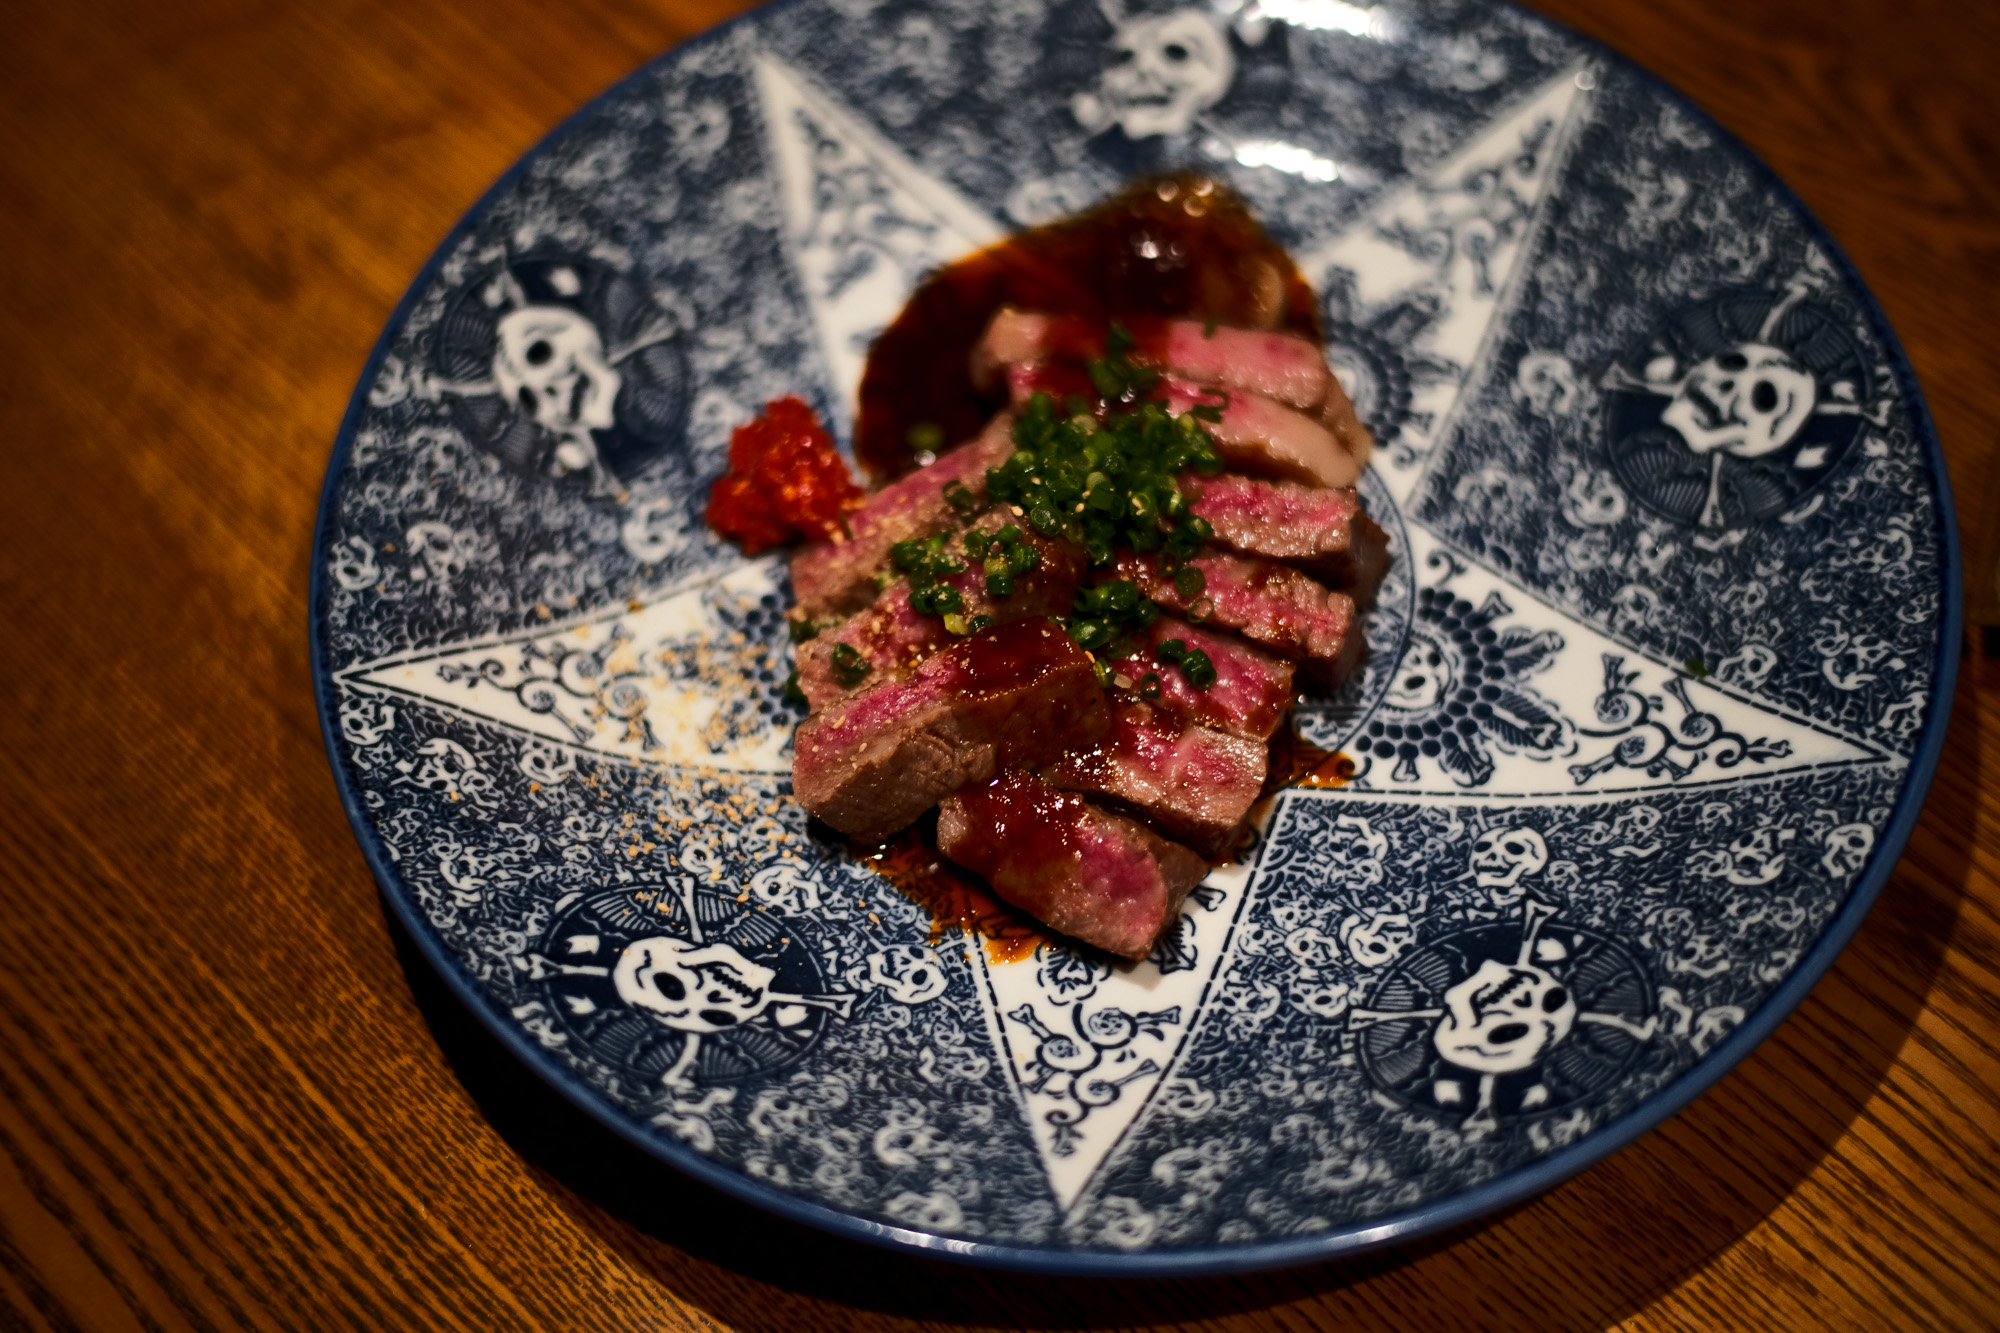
1430,955,1576,1076
529,884,854,1091
414,258,683,497
1072,4,1237,138
1350,899,1658,1133
1658,343,1816,465
1603,282,1882,529
491,304,623,478
614,930,853,1086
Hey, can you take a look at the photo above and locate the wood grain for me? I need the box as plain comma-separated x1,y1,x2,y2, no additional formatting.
0,0,1994,1327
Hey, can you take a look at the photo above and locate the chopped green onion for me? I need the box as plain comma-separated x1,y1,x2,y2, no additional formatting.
1067,619,1114,651
911,584,963,616
1182,648,1217,690
1173,565,1207,600
1156,638,1187,665
830,643,870,687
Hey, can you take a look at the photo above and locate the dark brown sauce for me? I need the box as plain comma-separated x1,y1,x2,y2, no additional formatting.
856,825,1048,964
855,171,1321,482
955,771,1092,872
1267,716,1355,791
958,617,1078,692
1230,723,1353,860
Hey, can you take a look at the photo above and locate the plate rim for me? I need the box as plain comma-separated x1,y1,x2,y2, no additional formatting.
306,0,1964,1278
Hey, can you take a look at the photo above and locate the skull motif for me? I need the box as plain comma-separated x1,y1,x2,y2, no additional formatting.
1513,351,1580,418
1822,633,1894,691
338,697,397,747
1432,958,1576,1074
1716,642,1779,687
1084,9,1234,138
1660,343,1817,459
1722,826,1794,886
614,936,775,1034
867,945,949,1006
516,739,576,787
1561,467,1628,528
1471,828,1549,891
1690,1003,1744,1056
491,305,622,475
1821,822,1875,878
1664,932,1731,978
1384,631,1454,712
1341,912,1415,969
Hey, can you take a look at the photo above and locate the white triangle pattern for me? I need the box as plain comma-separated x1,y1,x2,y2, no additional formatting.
978,858,1257,1210
1324,526,1890,801
1297,64,1590,508
750,51,1005,429
338,560,793,774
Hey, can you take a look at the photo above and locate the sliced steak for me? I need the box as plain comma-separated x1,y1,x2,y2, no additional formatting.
1156,378,1360,489
1100,615,1295,740
1183,473,1390,602
1000,364,1357,489
789,414,1015,619
973,308,1333,412
795,518,1085,711
1043,703,1266,858
938,771,1207,960
1115,551,1363,689
1319,378,1374,469
792,618,1107,843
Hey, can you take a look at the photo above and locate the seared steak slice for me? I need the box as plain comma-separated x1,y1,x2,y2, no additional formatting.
1116,551,1363,689
973,308,1334,412
1183,473,1390,603
1318,376,1373,469
795,519,1085,711
789,414,1015,619
1043,704,1266,858
1156,378,1359,489
1002,364,1358,489
938,771,1207,960
792,619,1107,843
1100,615,1295,740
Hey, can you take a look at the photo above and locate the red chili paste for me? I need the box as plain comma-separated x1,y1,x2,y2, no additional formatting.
705,396,862,553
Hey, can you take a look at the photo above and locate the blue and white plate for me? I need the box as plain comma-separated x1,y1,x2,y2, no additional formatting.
310,0,1959,1275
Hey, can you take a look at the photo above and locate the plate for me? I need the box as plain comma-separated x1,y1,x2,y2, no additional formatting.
310,0,1959,1275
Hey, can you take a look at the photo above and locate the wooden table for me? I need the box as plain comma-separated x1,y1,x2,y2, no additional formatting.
2,0,1994,1327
